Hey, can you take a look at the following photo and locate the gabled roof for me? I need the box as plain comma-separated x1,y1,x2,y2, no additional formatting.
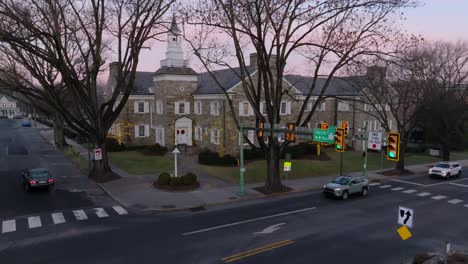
195,66,256,95
284,75,362,96
132,71,155,95
154,67,198,76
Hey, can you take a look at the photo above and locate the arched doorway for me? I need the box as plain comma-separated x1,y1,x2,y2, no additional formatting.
174,117,193,146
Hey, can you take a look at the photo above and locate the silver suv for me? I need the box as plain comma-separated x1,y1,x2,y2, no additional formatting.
323,176,369,200
429,162,462,179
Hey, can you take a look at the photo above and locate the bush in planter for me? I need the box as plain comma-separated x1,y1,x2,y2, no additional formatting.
142,143,168,156
158,172,171,185
181,172,198,185
169,176,182,186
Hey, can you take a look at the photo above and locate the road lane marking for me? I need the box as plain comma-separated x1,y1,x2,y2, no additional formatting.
448,199,463,204
390,179,425,186
94,208,109,218
51,213,66,224
464,204,468,208
2,220,16,233
28,216,42,229
73,210,88,220
182,207,316,236
449,183,468,188
222,240,295,263
369,183,381,186
403,189,417,194
432,195,447,200
379,185,392,189
417,192,431,197
391,187,405,191
112,206,128,215
423,178,468,187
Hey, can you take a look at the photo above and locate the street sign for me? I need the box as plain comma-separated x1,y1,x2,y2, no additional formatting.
172,147,181,154
397,225,412,241
367,131,382,150
313,128,336,143
283,161,292,172
398,206,414,228
93,148,102,161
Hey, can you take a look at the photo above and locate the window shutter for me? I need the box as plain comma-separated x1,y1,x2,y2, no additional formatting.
238,102,243,116
389,120,393,130
185,102,190,114
287,101,292,114
144,102,149,113
145,125,150,137
134,125,139,138
260,102,264,115
248,103,254,116
134,101,139,113
195,127,199,140
174,102,179,114
210,130,214,143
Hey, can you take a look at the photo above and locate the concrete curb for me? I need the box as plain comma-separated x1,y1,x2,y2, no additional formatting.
140,201,208,213
95,182,131,210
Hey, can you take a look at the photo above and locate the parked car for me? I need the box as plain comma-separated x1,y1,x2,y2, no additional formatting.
323,175,369,200
428,162,462,179
21,120,31,127
22,168,55,192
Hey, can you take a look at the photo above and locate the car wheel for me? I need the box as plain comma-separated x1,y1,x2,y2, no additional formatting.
457,170,462,177
362,187,368,196
446,173,451,180
342,191,349,200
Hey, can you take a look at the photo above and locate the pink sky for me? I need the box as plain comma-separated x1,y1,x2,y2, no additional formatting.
134,0,468,75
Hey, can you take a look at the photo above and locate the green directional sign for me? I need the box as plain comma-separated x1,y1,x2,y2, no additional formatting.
313,127,336,143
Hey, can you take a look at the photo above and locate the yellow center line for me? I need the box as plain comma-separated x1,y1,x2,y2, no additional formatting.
222,240,295,263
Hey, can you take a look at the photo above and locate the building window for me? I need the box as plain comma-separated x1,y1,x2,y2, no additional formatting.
260,101,266,115
280,101,291,115
138,125,145,137
210,101,219,116
242,102,249,116
374,104,383,111
156,127,165,145
338,101,350,112
134,101,148,114
306,100,313,111
364,104,370,111
175,101,189,115
210,129,220,145
156,101,163,114
179,103,185,114
195,126,203,141
317,101,326,111
248,130,255,143
195,101,202,115
138,102,145,113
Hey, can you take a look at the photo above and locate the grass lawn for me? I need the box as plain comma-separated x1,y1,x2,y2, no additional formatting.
108,151,173,175
200,150,453,184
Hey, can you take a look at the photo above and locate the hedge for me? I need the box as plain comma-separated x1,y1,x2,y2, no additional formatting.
198,148,236,166
142,144,168,156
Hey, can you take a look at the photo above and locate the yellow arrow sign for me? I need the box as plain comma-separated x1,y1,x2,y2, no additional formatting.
397,225,412,240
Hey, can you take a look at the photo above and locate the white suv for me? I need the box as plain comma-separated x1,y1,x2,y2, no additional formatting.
429,162,462,179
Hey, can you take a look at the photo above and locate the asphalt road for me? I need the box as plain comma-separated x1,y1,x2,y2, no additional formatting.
0,119,112,220
1,120,468,263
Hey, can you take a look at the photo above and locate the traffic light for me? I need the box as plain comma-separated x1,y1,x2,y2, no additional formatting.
285,123,296,142
335,128,345,152
342,121,348,136
321,122,329,130
258,122,264,138
387,132,400,161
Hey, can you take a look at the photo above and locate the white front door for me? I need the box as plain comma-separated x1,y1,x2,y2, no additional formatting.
176,127,188,145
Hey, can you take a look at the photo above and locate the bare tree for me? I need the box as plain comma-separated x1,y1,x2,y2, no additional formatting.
182,0,415,192
0,0,174,181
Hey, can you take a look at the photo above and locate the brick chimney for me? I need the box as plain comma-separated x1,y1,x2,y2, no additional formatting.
249,53,278,69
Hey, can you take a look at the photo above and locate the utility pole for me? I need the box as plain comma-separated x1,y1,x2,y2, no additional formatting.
239,124,245,196
364,122,369,178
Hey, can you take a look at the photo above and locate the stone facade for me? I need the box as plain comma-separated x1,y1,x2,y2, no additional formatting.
0,96,19,118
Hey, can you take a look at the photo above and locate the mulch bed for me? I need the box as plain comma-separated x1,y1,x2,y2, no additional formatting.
378,169,414,176
254,185,294,195
153,181,200,192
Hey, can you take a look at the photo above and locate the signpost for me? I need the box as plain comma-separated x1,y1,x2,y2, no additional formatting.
397,206,414,241
93,148,102,161
313,127,336,143
284,161,291,172
172,147,181,177
367,131,382,150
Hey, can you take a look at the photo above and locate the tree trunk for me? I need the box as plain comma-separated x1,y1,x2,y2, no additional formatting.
441,143,450,161
264,141,286,192
89,138,117,182
395,140,407,172
53,112,67,149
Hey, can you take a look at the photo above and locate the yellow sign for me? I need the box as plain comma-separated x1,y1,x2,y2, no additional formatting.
284,162,292,172
397,225,412,240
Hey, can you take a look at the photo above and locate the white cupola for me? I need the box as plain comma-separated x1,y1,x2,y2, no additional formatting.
160,15,189,68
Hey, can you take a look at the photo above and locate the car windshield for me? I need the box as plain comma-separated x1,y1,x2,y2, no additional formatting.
332,177,350,185
31,172,50,180
434,163,450,169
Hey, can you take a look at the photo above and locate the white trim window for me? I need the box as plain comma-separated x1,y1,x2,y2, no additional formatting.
156,127,165,145
195,101,203,115
239,101,253,116
195,126,203,141
388,120,393,130
317,101,326,111
210,129,220,145
174,101,190,115
280,101,291,115
135,124,149,138
156,100,163,114
338,101,350,112
305,100,314,112
364,103,371,112
260,101,266,116
134,101,149,114
374,104,383,111
210,101,220,116
248,130,255,144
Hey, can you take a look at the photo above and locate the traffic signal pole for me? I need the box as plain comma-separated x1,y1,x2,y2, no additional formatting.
364,122,369,178
340,152,343,176
239,124,245,196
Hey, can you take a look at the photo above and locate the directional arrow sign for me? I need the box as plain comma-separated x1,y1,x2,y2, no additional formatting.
253,223,286,235
398,206,414,228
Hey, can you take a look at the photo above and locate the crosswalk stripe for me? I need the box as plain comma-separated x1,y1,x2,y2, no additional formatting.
448,199,463,204
379,185,392,189
403,189,417,194
432,195,447,200
417,192,431,197
51,213,66,224
2,220,16,233
464,204,468,208
28,216,42,229
112,206,128,215
369,183,381,186
94,208,109,218
73,210,88,220
391,187,404,191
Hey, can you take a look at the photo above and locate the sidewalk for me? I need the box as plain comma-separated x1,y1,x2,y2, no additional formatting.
38,124,468,212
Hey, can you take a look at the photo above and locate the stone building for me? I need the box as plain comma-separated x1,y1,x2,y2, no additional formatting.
0,95,19,118
106,17,396,154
